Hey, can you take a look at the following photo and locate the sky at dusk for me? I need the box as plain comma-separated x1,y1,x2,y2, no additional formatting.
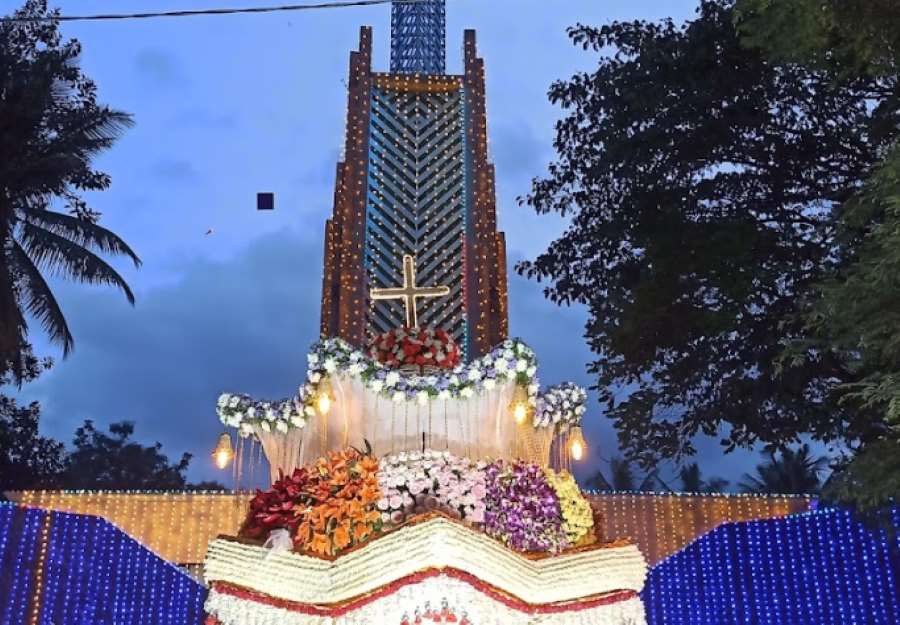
10,0,764,487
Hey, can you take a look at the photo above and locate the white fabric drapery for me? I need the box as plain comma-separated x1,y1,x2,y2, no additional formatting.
254,375,553,481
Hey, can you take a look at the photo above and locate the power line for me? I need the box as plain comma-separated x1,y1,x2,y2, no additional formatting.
0,0,428,23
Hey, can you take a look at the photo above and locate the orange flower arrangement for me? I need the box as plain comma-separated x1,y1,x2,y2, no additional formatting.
294,448,382,556
241,447,383,557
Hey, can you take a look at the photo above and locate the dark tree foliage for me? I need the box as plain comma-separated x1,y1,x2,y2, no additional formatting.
0,0,139,383
0,399,66,491
519,0,899,467
678,462,729,493
734,0,900,515
738,444,827,495
585,456,659,492
735,0,900,79
0,342,64,492
62,420,193,491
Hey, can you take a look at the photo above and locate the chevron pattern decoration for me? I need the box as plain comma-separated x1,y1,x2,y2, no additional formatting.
365,85,468,353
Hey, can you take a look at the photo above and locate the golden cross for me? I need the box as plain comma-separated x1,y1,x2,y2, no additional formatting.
370,254,450,328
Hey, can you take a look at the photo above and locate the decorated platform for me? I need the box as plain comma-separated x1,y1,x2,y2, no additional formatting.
204,513,646,625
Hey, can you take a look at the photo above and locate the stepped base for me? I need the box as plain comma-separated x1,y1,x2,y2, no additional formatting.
203,514,647,625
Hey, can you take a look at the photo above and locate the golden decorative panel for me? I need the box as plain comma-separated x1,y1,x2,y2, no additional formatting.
5,491,811,566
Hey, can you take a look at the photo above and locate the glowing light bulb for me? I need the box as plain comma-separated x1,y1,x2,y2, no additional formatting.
513,403,527,424
212,432,234,470
570,440,584,461
568,426,587,461
317,393,332,415
215,449,232,470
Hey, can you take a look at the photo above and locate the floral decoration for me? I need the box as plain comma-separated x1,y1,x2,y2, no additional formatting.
218,337,541,433
544,469,594,545
482,460,568,552
368,327,462,370
240,448,382,557
376,449,487,525
240,467,310,539
216,393,308,437
534,383,587,428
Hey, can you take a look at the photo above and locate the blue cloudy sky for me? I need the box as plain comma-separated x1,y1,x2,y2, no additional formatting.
11,0,763,487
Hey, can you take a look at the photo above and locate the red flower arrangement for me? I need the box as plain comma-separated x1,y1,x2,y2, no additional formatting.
368,327,461,370
240,448,383,557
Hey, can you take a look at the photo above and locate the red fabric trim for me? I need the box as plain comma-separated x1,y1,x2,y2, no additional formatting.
211,568,637,617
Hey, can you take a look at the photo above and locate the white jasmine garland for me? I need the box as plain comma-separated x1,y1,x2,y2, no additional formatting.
217,337,545,434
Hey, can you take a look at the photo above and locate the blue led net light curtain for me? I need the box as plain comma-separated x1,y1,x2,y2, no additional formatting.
0,504,207,625
390,0,446,74
642,506,900,625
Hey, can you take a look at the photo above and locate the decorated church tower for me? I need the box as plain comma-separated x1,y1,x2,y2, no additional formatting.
320,0,508,361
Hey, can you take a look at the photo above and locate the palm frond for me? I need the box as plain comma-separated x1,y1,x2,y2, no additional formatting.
8,240,73,355
41,107,133,160
21,207,140,267
17,222,135,305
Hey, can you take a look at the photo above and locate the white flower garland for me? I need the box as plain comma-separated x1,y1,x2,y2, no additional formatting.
218,338,541,434
216,394,308,437
534,383,587,428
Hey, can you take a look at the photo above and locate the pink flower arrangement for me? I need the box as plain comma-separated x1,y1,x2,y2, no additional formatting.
376,449,487,525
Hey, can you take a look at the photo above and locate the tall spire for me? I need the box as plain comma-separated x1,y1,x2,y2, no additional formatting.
390,0,446,74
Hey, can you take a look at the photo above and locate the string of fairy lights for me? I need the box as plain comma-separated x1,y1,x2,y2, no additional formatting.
322,28,507,359
6,494,898,623
0,505,207,624
641,506,900,624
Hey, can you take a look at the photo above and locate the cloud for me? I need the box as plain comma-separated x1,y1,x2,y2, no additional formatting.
491,120,550,179
134,48,187,87
169,109,239,131
18,229,322,483
150,159,201,183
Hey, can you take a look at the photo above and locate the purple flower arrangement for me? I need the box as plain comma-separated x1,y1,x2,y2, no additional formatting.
483,460,569,552
376,450,488,525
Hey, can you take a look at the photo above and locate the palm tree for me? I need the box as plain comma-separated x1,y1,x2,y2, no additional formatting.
1,1,139,381
678,462,730,493
738,444,828,495
586,456,660,492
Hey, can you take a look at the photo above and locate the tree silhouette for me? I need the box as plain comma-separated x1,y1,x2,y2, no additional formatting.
586,456,660,492
0,0,139,383
519,0,895,470
63,420,193,491
678,462,730,493
738,444,827,494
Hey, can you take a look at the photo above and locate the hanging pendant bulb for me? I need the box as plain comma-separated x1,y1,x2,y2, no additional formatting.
509,385,530,425
212,432,234,470
568,426,587,461
317,377,335,415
